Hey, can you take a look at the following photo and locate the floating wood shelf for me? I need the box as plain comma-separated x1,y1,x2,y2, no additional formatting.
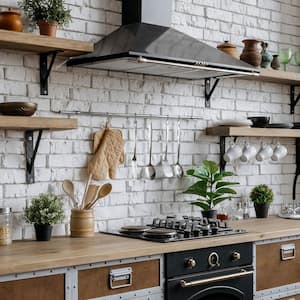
0,116,77,130
0,29,93,57
206,126,300,138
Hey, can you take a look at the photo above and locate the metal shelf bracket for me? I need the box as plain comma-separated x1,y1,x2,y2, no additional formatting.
40,51,59,95
290,85,300,114
204,78,220,108
25,130,43,184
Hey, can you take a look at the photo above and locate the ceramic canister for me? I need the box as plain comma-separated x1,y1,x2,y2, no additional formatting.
0,8,23,32
70,208,94,238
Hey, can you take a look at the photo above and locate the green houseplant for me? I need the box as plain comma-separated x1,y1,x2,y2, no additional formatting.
24,193,64,241
184,160,239,218
18,0,71,36
250,184,273,218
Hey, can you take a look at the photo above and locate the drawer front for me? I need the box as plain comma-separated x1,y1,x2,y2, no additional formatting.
0,274,65,300
256,240,300,291
278,295,300,300
78,259,160,300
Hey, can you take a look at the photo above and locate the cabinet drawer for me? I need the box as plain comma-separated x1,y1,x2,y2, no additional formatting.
278,295,300,300
78,259,160,300
256,240,300,291
0,274,65,300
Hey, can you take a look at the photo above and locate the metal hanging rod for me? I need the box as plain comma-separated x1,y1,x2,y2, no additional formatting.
54,110,203,121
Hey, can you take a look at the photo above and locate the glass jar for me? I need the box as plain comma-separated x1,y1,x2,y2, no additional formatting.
0,207,12,245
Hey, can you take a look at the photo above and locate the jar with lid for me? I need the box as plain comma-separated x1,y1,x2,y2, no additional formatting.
0,207,12,245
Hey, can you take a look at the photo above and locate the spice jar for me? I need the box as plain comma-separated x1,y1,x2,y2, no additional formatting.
0,207,12,245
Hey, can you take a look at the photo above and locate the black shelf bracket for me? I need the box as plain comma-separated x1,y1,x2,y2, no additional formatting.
290,85,300,114
292,138,300,201
204,78,220,108
40,51,59,95
25,130,43,184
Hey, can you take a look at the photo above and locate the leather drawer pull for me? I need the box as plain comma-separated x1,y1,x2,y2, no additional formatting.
109,267,132,289
281,243,296,261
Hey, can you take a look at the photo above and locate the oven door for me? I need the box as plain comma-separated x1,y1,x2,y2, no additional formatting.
166,266,253,300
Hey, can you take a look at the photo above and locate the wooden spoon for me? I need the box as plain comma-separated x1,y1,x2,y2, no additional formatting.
82,184,98,209
84,183,112,210
62,180,77,208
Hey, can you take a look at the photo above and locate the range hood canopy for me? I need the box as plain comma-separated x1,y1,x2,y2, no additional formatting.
67,0,259,80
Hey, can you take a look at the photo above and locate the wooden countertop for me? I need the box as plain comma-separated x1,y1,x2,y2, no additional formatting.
0,217,300,276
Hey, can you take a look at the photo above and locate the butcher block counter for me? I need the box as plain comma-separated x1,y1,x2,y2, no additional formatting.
0,216,299,277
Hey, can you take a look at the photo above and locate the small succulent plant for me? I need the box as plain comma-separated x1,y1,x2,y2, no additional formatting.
250,184,273,204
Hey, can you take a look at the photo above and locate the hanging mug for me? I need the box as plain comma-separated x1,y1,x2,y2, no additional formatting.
223,143,242,163
256,143,273,162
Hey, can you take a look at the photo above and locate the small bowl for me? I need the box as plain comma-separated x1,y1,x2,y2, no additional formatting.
0,102,37,116
247,116,270,128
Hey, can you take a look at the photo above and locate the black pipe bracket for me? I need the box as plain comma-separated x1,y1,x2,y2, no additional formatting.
204,78,220,108
25,130,43,184
290,85,300,114
40,51,59,95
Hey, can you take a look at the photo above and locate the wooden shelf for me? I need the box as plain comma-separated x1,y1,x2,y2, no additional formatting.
0,29,93,57
0,116,77,130
243,68,300,85
206,126,300,138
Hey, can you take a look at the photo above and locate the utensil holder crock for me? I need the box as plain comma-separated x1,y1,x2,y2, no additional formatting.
70,208,94,238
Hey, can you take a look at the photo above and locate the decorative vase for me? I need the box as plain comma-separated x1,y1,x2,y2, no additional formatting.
0,8,23,32
271,54,280,70
34,224,53,241
260,42,272,68
254,203,270,218
37,20,58,37
217,41,239,59
240,39,262,67
201,209,217,219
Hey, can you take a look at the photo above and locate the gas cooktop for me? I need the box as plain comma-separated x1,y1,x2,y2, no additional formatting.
100,216,246,243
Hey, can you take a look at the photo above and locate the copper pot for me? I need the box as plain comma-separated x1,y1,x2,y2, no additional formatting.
0,8,23,32
217,41,239,59
37,20,58,37
240,39,262,67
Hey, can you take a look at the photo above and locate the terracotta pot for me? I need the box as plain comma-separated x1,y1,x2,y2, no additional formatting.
37,20,58,37
217,41,239,59
240,39,262,67
254,203,270,218
0,8,23,32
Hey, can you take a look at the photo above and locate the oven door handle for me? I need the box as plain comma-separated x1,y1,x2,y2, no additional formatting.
180,269,253,288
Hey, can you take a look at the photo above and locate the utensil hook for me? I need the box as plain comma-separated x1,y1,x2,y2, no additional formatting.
105,113,111,128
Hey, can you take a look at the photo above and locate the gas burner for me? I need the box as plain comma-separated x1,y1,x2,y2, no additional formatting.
101,216,246,243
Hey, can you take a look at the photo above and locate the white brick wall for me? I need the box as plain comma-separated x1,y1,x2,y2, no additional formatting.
0,0,300,239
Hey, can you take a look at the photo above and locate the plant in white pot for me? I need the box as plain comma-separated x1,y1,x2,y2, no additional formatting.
24,193,64,241
18,0,71,36
184,160,239,218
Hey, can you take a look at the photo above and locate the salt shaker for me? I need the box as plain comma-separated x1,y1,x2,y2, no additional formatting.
0,207,12,245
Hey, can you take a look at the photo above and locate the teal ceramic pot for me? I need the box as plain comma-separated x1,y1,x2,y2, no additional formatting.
260,42,272,68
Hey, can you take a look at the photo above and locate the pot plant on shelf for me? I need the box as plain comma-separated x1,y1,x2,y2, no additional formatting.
184,160,239,219
24,193,65,241
250,184,273,218
18,0,71,37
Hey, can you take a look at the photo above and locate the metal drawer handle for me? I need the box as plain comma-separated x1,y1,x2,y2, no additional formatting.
109,267,132,289
281,243,296,261
180,269,253,288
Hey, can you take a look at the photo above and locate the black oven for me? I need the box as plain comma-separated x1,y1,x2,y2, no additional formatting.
165,243,253,300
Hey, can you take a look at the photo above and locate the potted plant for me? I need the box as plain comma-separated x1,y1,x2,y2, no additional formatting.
250,184,273,218
184,160,239,218
24,193,65,241
18,0,71,36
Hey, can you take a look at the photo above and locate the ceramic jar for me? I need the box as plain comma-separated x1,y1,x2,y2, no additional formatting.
271,54,280,70
217,41,239,59
0,8,23,32
240,39,262,67
260,42,272,68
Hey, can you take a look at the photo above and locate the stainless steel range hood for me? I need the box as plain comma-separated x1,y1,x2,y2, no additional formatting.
67,0,259,80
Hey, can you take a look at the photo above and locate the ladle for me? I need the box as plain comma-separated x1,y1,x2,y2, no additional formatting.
162,118,174,178
144,121,156,180
131,116,138,179
174,120,184,178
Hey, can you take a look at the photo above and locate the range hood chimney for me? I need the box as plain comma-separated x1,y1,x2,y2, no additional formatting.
67,0,259,81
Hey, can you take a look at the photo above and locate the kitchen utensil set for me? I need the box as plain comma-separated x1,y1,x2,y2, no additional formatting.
62,179,112,210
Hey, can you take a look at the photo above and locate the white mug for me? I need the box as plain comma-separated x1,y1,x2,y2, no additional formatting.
240,142,257,163
271,143,287,161
223,143,242,162
256,143,273,161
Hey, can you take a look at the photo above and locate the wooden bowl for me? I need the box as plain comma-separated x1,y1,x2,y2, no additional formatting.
0,102,37,116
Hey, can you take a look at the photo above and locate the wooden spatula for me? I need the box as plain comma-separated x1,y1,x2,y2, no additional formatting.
82,184,98,209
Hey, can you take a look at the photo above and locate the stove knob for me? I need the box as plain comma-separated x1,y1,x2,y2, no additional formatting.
185,258,197,269
231,251,241,261
208,252,220,268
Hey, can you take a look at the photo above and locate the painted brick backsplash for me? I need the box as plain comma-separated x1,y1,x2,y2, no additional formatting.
0,0,300,239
